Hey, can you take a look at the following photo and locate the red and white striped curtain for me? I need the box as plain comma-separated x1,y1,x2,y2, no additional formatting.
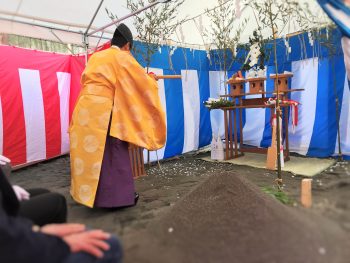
0,46,84,166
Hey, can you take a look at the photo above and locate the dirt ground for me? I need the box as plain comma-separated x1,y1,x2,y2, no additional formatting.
10,152,350,262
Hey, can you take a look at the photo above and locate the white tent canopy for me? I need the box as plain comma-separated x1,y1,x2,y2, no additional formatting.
0,0,329,49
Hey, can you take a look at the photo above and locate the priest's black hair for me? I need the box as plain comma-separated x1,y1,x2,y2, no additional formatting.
111,23,133,49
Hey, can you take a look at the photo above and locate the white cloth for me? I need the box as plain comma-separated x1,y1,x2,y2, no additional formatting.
211,134,224,160
342,37,350,80
0,155,11,165
12,185,30,201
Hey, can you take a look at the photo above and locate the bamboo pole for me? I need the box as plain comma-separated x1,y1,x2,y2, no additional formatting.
268,1,283,188
156,75,182,79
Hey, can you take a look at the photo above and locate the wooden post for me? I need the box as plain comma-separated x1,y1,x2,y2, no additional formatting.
136,146,142,177
139,148,145,176
133,148,138,178
224,110,229,160
239,98,243,148
128,145,135,178
233,108,238,157
266,116,278,170
301,179,312,208
229,110,234,159
284,105,290,160
128,144,146,178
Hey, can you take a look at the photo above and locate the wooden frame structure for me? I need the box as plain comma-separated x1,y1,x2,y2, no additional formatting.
128,144,146,178
221,98,291,161
222,75,303,161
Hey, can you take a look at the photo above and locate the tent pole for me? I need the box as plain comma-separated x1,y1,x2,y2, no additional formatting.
0,9,113,32
84,0,169,56
83,0,105,64
87,1,161,37
85,0,105,36
83,34,89,65
0,17,110,41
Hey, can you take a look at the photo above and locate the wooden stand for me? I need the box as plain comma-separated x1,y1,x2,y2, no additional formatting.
219,95,294,161
128,144,146,179
223,108,243,160
270,73,293,92
218,73,303,162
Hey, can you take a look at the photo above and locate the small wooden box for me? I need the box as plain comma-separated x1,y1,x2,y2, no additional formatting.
270,73,293,92
227,78,246,96
247,77,266,93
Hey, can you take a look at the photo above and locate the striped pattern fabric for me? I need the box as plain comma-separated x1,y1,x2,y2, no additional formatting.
318,0,350,38
0,46,80,166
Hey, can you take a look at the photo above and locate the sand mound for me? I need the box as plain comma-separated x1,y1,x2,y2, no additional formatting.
124,173,350,263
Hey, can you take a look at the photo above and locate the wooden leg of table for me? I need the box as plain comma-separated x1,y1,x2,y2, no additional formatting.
128,145,135,178
133,147,138,178
136,147,142,178
270,107,274,143
147,150,150,167
239,98,243,152
239,108,243,153
224,110,229,160
229,110,234,159
140,148,145,176
234,108,238,157
284,106,290,160
130,147,135,178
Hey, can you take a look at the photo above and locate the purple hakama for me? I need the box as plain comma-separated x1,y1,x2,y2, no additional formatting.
94,135,135,208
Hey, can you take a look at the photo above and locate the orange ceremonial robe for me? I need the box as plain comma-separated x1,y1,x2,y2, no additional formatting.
69,46,166,207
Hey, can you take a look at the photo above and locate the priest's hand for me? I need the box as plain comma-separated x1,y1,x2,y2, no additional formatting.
148,72,159,81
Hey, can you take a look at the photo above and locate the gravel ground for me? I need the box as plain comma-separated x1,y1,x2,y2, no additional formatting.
10,153,350,262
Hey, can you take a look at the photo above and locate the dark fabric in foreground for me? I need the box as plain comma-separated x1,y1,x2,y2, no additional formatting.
0,168,70,263
0,165,19,216
19,188,67,226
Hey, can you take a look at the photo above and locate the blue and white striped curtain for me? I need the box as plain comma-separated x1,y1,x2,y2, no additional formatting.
135,31,350,161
